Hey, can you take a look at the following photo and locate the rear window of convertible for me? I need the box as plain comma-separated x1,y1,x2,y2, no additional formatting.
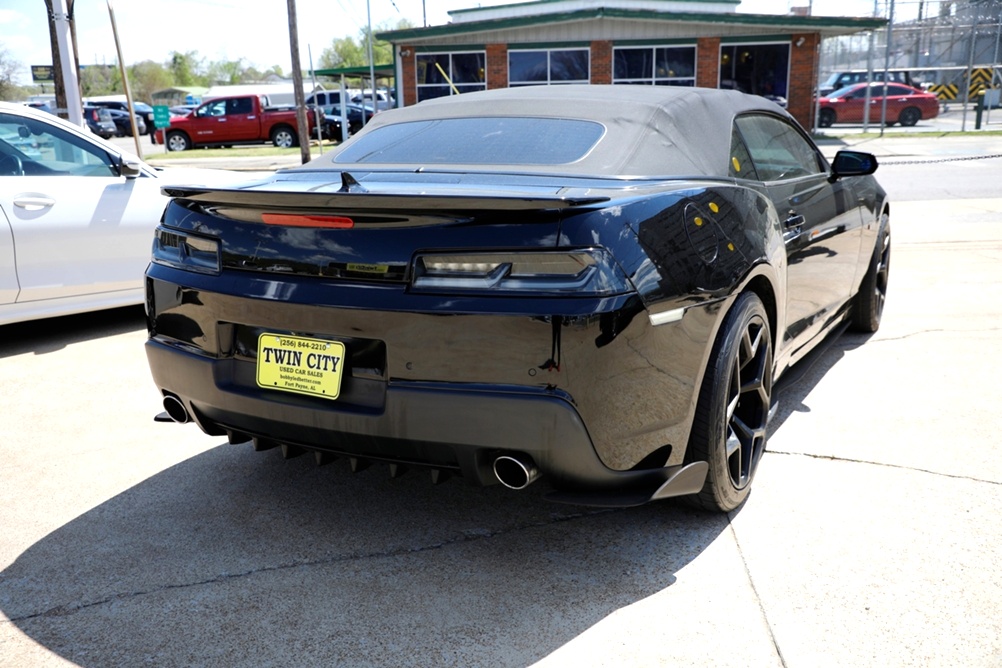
333,117,605,165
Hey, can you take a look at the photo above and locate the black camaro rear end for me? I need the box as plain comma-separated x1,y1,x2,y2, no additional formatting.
145,85,888,510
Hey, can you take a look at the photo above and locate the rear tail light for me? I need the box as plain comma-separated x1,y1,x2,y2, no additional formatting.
411,249,632,296
261,213,354,229
151,226,221,274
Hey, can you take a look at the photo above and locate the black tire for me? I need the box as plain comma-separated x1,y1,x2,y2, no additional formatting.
898,107,921,127
271,125,297,148
851,213,891,333
818,108,836,128
684,292,773,512
166,131,191,152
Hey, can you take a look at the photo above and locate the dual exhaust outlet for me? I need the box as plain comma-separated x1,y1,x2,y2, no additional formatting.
162,395,190,424
161,394,540,490
492,452,540,490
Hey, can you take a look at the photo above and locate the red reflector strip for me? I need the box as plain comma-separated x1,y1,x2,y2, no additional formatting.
261,213,354,229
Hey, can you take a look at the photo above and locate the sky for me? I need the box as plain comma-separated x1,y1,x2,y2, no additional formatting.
2,0,926,87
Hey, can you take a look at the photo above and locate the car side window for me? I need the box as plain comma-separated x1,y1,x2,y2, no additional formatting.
733,114,825,182
0,112,116,177
728,125,759,180
199,101,227,117
228,98,253,115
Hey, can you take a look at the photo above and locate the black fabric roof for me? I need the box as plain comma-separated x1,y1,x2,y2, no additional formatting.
322,85,791,178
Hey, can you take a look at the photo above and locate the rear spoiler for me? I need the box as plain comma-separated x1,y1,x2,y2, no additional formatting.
161,170,610,212
161,185,610,212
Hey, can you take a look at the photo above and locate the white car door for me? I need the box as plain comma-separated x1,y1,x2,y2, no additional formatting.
0,204,17,305
0,111,166,305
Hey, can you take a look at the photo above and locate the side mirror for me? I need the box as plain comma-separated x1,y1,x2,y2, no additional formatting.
118,155,143,179
830,150,878,181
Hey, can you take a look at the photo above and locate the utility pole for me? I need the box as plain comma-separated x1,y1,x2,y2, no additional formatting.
287,0,312,164
106,0,142,157
367,0,377,112
49,0,82,126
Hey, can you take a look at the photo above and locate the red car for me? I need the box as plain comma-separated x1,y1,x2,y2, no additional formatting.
818,82,939,127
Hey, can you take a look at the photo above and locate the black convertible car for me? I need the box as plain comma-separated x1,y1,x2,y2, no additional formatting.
146,85,889,511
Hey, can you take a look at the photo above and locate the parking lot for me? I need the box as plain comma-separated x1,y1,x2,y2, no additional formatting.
1,136,1001,666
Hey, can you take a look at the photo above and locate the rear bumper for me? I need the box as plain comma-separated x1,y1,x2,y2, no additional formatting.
146,338,703,500
144,262,714,502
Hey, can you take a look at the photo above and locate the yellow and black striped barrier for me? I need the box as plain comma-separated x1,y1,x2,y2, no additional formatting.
928,83,958,101
968,68,994,97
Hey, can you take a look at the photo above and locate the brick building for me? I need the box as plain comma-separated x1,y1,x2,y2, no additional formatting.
377,0,884,129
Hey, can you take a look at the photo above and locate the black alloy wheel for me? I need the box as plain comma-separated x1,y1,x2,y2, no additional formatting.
818,108,836,128
851,214,891,333
898,107,921,127
685,292,773,512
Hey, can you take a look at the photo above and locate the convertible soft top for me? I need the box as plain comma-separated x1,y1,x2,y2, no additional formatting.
307,85,792,178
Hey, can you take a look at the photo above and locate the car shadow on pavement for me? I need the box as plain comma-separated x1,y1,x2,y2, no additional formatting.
0,306,146,359
0,438,730,666
769,329,873,434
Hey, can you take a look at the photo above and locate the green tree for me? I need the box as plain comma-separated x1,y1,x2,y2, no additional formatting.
168,51,207,87
207,59,248,85
319,19,413,70
79,64,117,97
129,60,173,102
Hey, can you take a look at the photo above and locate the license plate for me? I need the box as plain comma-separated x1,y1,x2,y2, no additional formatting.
256,333,346,401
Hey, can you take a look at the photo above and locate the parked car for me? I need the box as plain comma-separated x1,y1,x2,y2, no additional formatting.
89,99,156,134
106,108,147,137
818,82,940,127
818,69,916,97
152,95,316,150
319,113,343,142
82,105,117,138
145,85,889,512
321,102,375,138
351,90,394,110
0,101,256,326
306,90,346,107
25,101,54,114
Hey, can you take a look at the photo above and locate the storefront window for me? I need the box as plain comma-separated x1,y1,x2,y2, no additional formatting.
613,46,696,86
509,49,590,86
416,52,486,102
719,43,790,102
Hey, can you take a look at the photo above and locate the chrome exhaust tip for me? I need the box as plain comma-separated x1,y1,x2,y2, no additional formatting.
162,394,190,424
493,453,540,490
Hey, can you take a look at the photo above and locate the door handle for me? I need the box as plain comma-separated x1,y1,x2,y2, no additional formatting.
784,212,805,229
13,196,55,211
783,212,805,241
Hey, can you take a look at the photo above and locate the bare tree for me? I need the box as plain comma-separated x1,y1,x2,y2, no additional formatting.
0,47,22,100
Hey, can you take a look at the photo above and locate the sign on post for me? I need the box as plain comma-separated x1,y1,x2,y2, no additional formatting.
152,105,171,129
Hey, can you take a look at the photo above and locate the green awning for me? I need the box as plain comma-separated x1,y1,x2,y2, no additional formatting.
310,65,396,78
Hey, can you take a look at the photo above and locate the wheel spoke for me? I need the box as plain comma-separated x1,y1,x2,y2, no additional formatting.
724,314,773,491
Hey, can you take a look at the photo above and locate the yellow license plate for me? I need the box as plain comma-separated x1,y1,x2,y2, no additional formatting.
256,333,346,401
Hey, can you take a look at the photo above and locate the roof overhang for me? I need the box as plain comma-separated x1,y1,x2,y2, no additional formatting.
377,8,885,43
